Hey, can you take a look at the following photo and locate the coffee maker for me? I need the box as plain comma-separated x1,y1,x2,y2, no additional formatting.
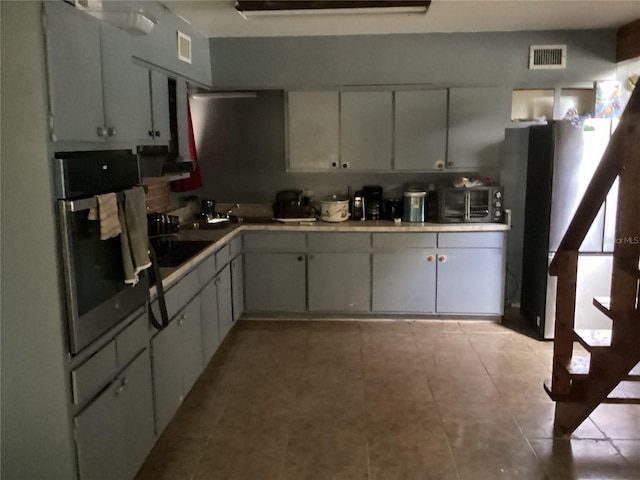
362,185,383,220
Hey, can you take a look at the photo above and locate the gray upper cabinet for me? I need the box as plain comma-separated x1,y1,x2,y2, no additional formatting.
340,91,393,171
44,2,105,142
287,91,340,171
448,87,506,170
45,2,145,143
394,90,448,171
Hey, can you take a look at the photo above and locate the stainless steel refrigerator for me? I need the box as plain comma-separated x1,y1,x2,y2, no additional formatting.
521,119,618,339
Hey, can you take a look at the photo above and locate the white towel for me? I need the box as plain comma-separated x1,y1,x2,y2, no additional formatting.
119,186,151,285
87,193,121,240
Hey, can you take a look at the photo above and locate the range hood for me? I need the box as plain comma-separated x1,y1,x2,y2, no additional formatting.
137,145,194,178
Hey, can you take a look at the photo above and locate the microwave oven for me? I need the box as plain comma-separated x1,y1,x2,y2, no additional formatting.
435,186,504,223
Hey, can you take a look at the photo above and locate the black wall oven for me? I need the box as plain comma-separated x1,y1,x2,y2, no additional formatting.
54,150,149,354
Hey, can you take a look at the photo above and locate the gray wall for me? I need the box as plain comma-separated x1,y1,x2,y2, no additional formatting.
1,2,76,479
193,30,617,204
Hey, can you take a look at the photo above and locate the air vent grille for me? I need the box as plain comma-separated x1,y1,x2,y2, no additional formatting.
529,45,566,69
177,31,192,64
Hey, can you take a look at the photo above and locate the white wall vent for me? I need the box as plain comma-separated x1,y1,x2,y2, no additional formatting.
529,45,567,69
177,31,192,64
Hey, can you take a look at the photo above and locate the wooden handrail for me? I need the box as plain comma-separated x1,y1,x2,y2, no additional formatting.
549,86,640,276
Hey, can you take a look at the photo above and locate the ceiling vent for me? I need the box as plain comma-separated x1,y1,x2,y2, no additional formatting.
529,45,567,69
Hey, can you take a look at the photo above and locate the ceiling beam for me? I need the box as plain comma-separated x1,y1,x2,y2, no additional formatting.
616,18,640,62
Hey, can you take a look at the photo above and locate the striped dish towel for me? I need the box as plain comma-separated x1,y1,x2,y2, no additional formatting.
87,192,121,240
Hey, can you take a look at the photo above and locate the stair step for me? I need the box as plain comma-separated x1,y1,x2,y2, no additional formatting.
560,356,640,380
573,329,612,351
593,297,639,322
603,381,640,404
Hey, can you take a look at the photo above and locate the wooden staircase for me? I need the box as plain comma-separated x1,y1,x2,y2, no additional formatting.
545,85,640,436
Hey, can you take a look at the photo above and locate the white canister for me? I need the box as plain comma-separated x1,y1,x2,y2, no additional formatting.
320,195,350,222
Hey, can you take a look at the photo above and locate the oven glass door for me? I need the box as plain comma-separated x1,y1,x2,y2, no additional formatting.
467,190,490,219
59,198,148,354
442,190,466,220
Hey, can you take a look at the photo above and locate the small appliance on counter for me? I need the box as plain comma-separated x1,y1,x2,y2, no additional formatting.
435,185,503,223
362,185,383,220
320,195,350,223
352,191,365,221
384,198,403,222
272,189,313,219
402,185,427,223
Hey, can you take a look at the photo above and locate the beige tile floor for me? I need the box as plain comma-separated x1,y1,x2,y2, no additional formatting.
135,318,639,480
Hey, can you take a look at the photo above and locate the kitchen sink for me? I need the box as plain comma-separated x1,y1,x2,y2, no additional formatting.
181,217,236,230
152,240,213,268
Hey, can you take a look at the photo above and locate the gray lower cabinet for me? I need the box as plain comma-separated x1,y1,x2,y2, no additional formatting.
200,279,220,364
436,248,504,314
308,253,370,312
231,256,244,322
151,295,203,433
74,349,155,480
217,265,234,339
372,251,437,313
244,252,306,312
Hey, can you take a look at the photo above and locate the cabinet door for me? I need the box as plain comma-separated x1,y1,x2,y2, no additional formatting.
100,23,144,143
217,265,234,339
308,253,370,312
372,251,436,313
436,248,504,314
180,296,204,395
287,91,340,171
394,90,448,171
74,350,154,480
150,320,182,434
44,2,105,142
231,256,244,322
200,280,220,364
340,91,393,170
118,350,156,480
244,253,306,312
448,87,506,169
74,377,122,480
150,70,171,143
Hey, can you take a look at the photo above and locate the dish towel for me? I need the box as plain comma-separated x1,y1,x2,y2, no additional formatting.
119,186,151,285
87,193,121,240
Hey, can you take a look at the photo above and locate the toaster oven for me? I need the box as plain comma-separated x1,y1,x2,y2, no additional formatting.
435,186,504,223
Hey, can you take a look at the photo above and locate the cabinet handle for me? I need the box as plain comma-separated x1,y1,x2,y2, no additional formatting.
107,127,116,137
438,255,447,262
148,130,155,138
331,162,337,168
154,130,161,137
297,255,304,261
178,314,186,325
308,255,314,261
342,163,348,169
447,161,454,167
96,127,107,137
426,255,435,262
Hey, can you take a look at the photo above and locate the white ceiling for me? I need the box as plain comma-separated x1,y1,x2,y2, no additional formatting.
162,0,640,38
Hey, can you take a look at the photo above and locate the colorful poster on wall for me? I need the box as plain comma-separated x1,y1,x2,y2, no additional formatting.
594,81,623,118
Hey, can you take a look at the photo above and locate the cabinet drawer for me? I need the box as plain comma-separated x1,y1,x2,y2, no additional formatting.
243,232,306,251
151,269,199,322
214,244,231,269
372,233,437,248
71,340,117,406
438,232,505,248
116,312,148,368
197,254,216,285
307,233,370,251
230,235,242,258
